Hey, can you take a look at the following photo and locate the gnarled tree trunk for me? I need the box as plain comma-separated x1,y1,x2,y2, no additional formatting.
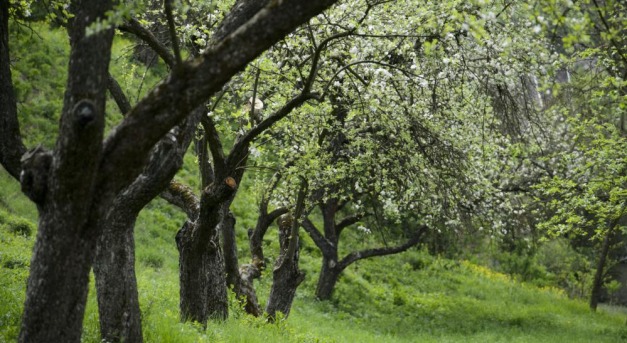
176,220,228,323
94,212,142,343
265,215,305,319
18,1,115,341
266,181,307,320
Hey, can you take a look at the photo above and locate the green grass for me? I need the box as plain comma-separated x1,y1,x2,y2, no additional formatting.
1,166,625,342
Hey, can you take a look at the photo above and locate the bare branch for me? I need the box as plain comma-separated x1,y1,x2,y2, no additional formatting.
107,73,132,115
336,213,364,234
162,181,200,220
302,217,333,252
232,91,320,155
119,18,176,67
164,0,182,65
337,225,428,270
201,115,226,173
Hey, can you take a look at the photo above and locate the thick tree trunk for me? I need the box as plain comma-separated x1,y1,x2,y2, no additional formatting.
266,215,305,320
176,221,228,323
93,213,142,343
315,256,342,301
20,215,101,342
238,263,262,316
92,86,200,341
18,1,115,341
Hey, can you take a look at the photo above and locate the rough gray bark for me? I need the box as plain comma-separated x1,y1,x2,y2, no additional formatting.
266,180,307,320
93,212,142,343
18,0,116,341
176,220,228,324
265,213,306,320
221,208,242,291
315,257,342,301
93,106,200,342
220,203,265,316
176,177,236,323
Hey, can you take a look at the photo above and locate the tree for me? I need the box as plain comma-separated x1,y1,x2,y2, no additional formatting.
258,0,552,300
0,0,341,341
526,0,627,311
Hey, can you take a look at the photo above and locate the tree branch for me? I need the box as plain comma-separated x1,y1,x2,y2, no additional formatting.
161,180,200,220
107,73,132,114
284,178,307,265
212,0,269,44
99,0,341,197
118,18,176,67
336,213,363,235
302,217,333,253
232,91,320,155
337,225,428,270
202,113,227,173
164,0,182,65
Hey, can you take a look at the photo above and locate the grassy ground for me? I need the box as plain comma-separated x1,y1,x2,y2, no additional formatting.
1,167,626,343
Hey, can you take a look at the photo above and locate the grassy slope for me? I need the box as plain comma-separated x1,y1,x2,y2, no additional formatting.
1,166,626,342
1,20,626,343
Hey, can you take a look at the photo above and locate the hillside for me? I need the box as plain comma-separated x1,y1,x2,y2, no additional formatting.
1,167,625,342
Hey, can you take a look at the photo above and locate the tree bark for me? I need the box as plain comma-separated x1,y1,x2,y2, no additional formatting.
305,198,427,300
266,214,306,320
93,212,142,343
176,220,228,324
18,1,115,341
0,1,26,180
315,257,342,301
222,207,241,292
177,177,237,323
3,1,341,341
266,181,307,320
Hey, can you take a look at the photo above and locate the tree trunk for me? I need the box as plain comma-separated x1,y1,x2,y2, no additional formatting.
176,220,228,324
18,0,115,341
221,206,263,315
19,215,101,342
93,212,142,343
315,256,342,301
266,214,305,320
221,208,241,292
0,1,25,179
590,228,613,311
91,95,199,342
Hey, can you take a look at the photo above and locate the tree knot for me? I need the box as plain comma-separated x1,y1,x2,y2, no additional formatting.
20,145,52,205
